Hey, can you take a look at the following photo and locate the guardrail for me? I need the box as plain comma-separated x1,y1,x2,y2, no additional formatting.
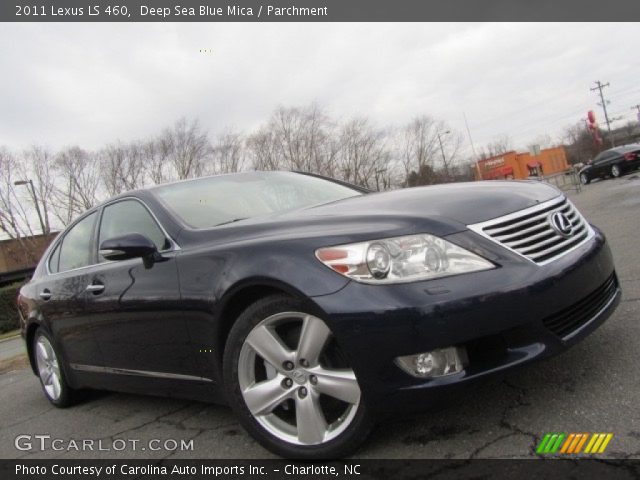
536,168,582,194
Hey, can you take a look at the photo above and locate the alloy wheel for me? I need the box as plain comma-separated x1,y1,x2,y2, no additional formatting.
611,165,621,177
237,312,361,445
35,334,62,401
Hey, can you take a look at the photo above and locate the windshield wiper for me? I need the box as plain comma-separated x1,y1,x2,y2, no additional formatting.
214,217,249,227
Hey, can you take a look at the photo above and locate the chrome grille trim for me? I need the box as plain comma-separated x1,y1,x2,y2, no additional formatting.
468,196,595,265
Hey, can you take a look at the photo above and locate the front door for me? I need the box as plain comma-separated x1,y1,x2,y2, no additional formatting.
85,199,200,380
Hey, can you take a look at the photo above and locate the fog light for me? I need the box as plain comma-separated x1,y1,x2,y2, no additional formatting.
395,347,466,378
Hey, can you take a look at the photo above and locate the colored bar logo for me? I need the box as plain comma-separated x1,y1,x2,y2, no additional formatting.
536,433,613,454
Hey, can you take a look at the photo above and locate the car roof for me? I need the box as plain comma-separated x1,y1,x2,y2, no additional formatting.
611,143,640,153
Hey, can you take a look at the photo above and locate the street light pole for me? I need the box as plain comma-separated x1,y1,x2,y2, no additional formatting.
14,179,46,235
437,130,450,177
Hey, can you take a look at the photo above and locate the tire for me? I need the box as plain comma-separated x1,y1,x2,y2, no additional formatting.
33,328,79,407
611,164,621,178
223,294,373,458
580,173,590,185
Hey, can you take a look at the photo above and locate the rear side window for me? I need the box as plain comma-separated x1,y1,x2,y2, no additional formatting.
57,212,98,272
98,200,169,260
595,152,614,164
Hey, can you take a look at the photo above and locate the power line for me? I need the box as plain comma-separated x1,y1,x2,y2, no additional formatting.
457,80,640,158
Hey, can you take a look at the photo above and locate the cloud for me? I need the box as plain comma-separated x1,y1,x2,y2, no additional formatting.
1,22,638,154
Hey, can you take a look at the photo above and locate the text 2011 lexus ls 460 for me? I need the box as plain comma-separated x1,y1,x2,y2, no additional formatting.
18,172,620,458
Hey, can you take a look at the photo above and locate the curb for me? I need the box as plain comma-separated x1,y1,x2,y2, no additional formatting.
0,333,21,344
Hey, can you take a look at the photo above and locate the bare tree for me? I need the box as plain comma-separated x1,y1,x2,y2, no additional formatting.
101,142,147,196
211,131,246,174
337,118,391,190
248,104,338,176
0,148,31,239
52,146,101,226
0,147,49,263
164,118,212,179
561,122,602,165
1,108,485,236
439,132,464,182
145,136,172,185
397,116,446,186
19,145,56,234
246,127,279,171
477,134,513,160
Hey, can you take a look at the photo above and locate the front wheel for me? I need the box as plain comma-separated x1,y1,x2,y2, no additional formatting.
223,295,373,458
33,329,78,407
611,164,621,178
580,173,590,185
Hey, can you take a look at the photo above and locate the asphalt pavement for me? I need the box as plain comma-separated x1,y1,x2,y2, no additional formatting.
1,174,639,459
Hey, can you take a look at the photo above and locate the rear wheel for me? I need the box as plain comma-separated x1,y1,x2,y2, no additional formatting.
611,164,621,178
33,329,78,407
580,173,590,185
223,295,373,458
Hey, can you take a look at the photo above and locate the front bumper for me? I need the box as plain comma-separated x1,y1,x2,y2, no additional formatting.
311,226,619,412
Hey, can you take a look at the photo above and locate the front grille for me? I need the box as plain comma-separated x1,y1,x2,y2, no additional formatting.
543,274,618,339
469,197,592,265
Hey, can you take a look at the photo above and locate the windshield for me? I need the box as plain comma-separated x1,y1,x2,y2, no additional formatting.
152,171,363,229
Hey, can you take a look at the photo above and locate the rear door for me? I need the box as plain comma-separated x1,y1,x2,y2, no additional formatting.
84,198,201,380
593,151,615,176
41,211,103,370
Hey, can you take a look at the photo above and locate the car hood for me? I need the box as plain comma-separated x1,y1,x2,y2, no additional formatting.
179,180,562,247
302,180,560,225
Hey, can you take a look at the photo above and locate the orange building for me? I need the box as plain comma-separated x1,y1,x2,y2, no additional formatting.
476,146,570,180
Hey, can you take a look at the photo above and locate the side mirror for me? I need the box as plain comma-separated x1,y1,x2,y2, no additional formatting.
99,233,160,268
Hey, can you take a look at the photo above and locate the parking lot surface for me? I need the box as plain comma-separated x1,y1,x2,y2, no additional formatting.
1,175,639,459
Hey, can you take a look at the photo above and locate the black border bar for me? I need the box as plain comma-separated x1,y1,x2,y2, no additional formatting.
3,459,640,480
3,0,640,22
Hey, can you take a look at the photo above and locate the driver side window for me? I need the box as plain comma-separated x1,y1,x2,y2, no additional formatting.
98,200,169,261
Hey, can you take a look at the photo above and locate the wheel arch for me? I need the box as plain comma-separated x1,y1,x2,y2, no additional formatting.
25,320,43,376
215,277,322,362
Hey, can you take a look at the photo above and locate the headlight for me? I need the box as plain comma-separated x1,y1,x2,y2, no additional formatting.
316,233,494,284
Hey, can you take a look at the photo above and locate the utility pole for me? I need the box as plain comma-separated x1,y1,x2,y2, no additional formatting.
591,81,615,147
632,105,640,125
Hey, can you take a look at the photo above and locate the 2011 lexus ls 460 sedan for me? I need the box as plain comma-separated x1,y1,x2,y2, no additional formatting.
18,171,620,458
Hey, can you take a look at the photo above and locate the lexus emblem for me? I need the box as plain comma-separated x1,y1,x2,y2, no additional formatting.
291,370,307,385
550,212,573,237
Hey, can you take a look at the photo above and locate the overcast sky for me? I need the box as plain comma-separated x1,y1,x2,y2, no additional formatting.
1,22,639,157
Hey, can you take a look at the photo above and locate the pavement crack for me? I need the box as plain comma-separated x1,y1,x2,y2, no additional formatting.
494,379,540,457
469,432,519,459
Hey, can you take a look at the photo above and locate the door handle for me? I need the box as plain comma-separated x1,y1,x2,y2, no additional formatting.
86,283,105,294
39,289,51,301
